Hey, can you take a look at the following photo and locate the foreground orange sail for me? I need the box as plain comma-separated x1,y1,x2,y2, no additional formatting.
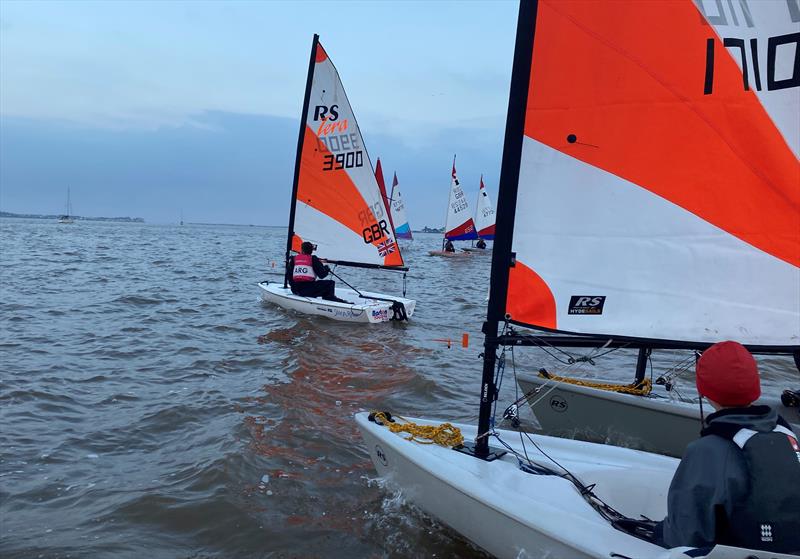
501,0,799,345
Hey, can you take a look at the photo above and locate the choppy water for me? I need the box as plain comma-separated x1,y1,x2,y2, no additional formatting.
1,219,797,558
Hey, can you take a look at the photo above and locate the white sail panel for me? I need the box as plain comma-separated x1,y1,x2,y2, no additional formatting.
701,0,800,157
445,163,478,241
511,138,799,345
504,0,799,345
474,176,495,240
292,203,401,266
390,173,413,240
292,42,404,268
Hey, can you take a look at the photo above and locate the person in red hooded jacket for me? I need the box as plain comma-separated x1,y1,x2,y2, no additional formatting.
655,341,800,553
285,242,350,304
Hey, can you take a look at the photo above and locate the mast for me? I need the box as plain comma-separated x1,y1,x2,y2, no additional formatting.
443,155,456,249
284,34,319,288
474,0,538,459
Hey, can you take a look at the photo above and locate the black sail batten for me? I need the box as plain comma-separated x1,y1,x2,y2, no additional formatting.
471,0,539,459
284,34,320,288
323,260,408,272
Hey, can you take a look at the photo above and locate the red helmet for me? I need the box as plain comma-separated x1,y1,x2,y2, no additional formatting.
696,341,761,407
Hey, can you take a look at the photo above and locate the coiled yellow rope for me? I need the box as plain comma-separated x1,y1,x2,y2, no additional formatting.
371,412,464,447
538,372,652,396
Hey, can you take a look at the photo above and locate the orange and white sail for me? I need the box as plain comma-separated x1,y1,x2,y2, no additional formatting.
474,176,495,240
445,161,478,241
499,0,799,346
288,38,405,269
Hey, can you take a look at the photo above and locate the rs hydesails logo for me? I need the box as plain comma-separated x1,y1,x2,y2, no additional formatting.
568,296,606,315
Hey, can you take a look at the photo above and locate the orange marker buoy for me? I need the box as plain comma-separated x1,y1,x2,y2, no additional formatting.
462,333,469,348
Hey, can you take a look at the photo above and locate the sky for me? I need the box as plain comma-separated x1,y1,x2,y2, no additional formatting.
0,0,518,226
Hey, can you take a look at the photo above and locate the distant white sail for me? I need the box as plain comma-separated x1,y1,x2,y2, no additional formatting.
474,176,495,240
390,172,412,240
444,161,477,241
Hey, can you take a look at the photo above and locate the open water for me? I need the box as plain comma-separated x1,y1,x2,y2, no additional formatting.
1,219,797,559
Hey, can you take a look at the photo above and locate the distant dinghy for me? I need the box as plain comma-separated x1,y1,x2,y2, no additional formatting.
259,35,414,323
429,159,477,257
463,175,495,253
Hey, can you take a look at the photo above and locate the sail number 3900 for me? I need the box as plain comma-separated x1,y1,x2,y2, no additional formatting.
323,151,364,171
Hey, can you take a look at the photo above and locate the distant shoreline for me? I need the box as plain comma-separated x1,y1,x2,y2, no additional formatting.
0,211,145,223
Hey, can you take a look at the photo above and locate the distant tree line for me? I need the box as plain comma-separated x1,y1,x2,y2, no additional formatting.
0,211,144,223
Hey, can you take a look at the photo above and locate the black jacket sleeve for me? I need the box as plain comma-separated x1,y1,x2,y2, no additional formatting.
312,256,329,279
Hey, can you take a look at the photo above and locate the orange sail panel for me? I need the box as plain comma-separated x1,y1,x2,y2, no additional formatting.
291,40,404,268
525,0,799,268
504,0,799,345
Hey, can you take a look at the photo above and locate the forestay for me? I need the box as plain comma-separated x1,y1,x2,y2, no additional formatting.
445,162,478,241
390,172,413,240
474,176,496,240
503,0,800,346
289,40,405,269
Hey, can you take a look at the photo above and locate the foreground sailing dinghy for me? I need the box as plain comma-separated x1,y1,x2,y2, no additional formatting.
259,36,415,324
358,1,799,557
429,160,478,257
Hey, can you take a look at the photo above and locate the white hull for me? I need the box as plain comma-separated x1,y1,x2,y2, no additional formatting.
517,373,800,458
257,281,415,323
356,413,796,559
462,247,491,254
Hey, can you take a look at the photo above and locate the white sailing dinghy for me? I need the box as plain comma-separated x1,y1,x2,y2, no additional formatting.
428,160,477,257
258,36,415,324
515,370,800,459
389,172,413,241
358,1,799,557
463,175,495,253
509,0,800,457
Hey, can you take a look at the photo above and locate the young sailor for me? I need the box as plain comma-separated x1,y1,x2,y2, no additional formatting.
656,341,800,553
286,242,350,304
444,239,455,253
476,238,487,250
